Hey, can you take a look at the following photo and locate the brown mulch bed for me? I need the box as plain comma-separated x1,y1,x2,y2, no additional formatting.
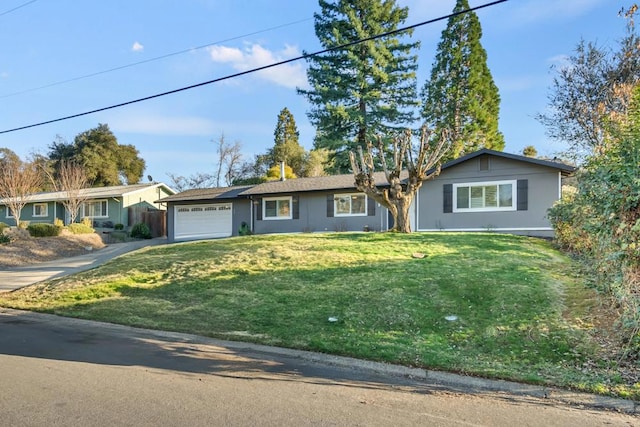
0,230,105,269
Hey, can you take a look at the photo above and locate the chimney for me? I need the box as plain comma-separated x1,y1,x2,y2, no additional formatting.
280,161,286,181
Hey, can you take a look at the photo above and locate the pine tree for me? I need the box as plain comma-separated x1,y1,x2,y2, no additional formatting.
299,0,419,173
421,0,504,161
269,107,306,176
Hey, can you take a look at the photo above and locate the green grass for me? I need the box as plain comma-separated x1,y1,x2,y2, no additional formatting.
1,232,638,399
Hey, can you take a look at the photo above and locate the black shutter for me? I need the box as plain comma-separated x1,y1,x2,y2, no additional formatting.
256,198,262,220
326,194,334,217
367,196,375,216
292,195,299,219
517,180,528,211
443,184,453,213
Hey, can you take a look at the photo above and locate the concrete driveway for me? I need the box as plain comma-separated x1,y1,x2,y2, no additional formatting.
0,238,166,292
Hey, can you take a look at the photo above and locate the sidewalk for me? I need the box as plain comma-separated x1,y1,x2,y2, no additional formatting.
0,238,166,292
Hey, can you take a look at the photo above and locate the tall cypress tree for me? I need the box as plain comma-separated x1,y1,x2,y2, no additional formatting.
299,0,419,173
421,0,504,161
269,107,306,176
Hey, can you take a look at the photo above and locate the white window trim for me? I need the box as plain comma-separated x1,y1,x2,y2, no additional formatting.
4,207,14,219
82,199,109,218
263,196,292,220
453,180,517,213
334,193,368,217
32,203,48,217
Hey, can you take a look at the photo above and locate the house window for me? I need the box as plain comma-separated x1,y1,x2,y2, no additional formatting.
453,181,516,212
5,207,14,219
33,203,48,217
334,193,367,216
263,197,292,220
83,200,108,218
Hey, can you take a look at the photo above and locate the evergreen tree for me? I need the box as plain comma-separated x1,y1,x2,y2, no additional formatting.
299,0,419,173
48,124,146,186
421,0,504,161
269,107,306,176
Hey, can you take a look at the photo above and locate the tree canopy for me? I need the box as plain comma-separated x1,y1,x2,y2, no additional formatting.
299,0,420,173
48,124,145,187
267,107,306,176
421,0,504,161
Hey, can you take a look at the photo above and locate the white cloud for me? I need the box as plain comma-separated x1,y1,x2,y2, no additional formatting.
207,43,308,89
109,113,217,136
131,41,144,52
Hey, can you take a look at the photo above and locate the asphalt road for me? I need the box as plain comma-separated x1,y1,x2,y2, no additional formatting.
0,309,636,427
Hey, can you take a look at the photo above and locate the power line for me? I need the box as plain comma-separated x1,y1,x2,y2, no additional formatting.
0,0,38,17
0,0,509,135
0,16,313,99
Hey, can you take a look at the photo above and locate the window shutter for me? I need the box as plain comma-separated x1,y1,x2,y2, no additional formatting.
517,180,528,211
443,184,453,213
326,194,334,217
367,196,375,216
256,198,262,221
292,195,299,219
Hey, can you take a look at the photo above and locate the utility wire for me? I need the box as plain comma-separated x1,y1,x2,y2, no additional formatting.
0,16,313,99
0,0,38,17
0,0,508,135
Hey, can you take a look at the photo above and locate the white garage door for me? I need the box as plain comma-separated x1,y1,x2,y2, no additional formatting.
174,203,233,241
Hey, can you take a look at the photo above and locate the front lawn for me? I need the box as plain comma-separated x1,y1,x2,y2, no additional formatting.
1,232,637,399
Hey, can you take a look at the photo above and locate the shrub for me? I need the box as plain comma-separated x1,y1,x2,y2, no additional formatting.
67,223,95,234
114,223,124,230
0,233,10,244
18,220,29,229
27,223,62,237
0,222,8,234
130,222,152,239
53,218,64,228
81,217,92,227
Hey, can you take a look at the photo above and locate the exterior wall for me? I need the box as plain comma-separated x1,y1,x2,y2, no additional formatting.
1,201,60,226
416,155,561,238
122,186,172,210
251,191,388,235
166,199,251,243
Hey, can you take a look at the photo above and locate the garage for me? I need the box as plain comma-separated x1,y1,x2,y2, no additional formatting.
174,203,233,241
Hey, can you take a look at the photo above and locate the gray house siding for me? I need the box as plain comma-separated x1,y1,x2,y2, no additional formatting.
417,155,561,237
251,191,387,234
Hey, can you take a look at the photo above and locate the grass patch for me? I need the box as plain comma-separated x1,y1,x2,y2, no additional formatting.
1,232,637,399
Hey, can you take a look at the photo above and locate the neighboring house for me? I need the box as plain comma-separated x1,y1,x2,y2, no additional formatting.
161,149,575,242
0,183,175,230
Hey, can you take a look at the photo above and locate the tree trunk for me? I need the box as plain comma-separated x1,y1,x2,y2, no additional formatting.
390,195,413,233
393,197,411,233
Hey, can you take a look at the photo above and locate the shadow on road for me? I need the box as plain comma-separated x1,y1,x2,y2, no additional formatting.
0,309,438,394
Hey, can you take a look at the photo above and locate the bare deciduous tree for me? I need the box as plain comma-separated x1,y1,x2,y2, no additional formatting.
166,172,215,192
51,160,90,224
349,127,450,233
0,159,43,227
213,133,243,187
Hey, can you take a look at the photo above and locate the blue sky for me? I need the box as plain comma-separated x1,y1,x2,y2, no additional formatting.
0,0,629,184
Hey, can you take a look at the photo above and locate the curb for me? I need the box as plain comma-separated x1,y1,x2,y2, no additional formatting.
2,308,637,415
